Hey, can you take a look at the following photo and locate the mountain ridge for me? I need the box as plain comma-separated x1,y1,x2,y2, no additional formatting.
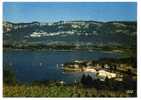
3,20,137,48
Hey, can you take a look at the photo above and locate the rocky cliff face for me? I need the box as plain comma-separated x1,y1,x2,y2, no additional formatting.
3,21,137,47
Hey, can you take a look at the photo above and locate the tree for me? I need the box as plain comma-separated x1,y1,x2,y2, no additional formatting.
3,65,16,85
80,74,86,85
80,74,93,87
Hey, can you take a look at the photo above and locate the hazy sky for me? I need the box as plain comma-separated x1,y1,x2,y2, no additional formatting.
3,2,137,23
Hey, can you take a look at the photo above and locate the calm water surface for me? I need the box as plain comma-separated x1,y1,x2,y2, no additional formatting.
3,50,124,83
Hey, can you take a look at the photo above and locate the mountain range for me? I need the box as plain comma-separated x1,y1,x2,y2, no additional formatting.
3,20,137,48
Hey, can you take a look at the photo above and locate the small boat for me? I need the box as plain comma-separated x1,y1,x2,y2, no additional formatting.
56,64,59,68
39,62,43,66
60,64,64,66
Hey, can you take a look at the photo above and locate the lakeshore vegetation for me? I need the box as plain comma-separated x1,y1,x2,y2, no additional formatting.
3,56,137,97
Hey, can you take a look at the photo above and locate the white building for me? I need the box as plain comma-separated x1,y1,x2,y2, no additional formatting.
84,68,97,73
97,70,116,81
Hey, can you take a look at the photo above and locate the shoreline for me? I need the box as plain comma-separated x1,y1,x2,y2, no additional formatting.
3,47,128,53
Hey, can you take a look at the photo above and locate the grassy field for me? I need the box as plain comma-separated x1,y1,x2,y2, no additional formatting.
3,83,132,97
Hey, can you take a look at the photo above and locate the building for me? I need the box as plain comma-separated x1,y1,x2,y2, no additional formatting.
97,70,116,81
84,67,97,73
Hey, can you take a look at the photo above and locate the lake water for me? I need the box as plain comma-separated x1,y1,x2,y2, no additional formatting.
3,50,124,83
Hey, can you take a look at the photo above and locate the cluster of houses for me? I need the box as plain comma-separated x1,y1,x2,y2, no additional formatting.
62,60,125,81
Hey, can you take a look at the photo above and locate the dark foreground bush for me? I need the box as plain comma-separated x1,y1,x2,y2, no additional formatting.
3,65,16,85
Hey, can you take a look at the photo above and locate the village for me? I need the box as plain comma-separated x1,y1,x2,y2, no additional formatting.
61,59,136,82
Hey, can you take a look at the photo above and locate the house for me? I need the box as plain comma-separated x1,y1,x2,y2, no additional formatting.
106,72,116,79
84,67,97,73
74,64,79,69
86,61,93,66
115,78,123,81
97,70,116,81
104,64,109,69
59,81,65,85
95,64,101,70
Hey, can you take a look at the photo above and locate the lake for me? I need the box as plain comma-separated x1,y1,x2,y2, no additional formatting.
3,50,124,84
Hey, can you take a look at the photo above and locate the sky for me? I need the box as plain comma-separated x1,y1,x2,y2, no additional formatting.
3,2,137,23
